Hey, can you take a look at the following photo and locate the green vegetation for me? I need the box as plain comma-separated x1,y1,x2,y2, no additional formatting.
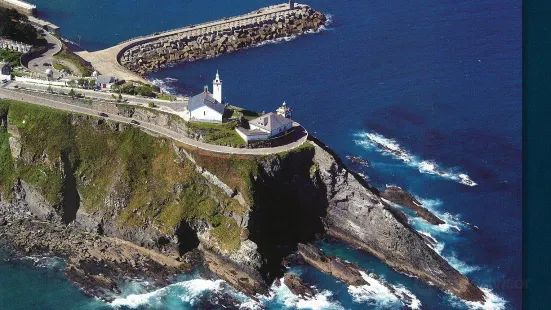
53,62,72,74
187,121,246,148
228,106,261,121
54,43,93,77
0,129,16,195
0,99,244,251
157,94,175,101
182,146,260,204
115,81,159,98
0,49,22,67
0,8,38,45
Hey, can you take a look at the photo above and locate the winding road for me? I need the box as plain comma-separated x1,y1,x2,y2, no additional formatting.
25,29,62,76
0,85,308,156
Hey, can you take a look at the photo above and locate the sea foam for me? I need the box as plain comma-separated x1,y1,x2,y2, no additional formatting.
110,278,247,309
447,287,507,310
257,280,344,310
354,131,477,186
348,271,422,310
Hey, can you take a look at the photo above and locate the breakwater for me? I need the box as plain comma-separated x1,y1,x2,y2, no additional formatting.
0,0,36,15
119,3,326,75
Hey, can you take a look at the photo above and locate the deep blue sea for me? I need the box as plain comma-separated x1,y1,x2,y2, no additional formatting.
1,0,521,309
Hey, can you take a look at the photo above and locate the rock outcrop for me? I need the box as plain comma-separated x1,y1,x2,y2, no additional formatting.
380,186,445,225
297,243,367,286
283,273,317,298
310,139,486,302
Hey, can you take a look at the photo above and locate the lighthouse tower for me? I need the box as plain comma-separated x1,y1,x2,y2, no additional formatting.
213,71,222,103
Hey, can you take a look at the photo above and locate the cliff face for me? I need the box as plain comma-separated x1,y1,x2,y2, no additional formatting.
0,99,484,302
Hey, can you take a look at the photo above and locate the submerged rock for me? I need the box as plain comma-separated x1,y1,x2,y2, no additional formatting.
380,186,445,225
297,243,367,286
283,273,317,298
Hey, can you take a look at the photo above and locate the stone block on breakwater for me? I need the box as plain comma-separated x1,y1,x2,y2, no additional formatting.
119,4,327,75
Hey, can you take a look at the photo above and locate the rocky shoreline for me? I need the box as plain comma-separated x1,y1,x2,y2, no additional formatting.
0,99,486,305
0,202,200,300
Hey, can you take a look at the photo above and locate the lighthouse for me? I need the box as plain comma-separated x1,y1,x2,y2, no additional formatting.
213,71,222,103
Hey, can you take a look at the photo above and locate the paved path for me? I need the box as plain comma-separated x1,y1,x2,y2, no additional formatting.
0,86,307,156
75,3,297,82
25,29,63,77
7,80,189,115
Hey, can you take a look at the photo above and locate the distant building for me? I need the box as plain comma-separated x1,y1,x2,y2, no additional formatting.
96,75,116,89
187,72,227,123
0,37,32,54
0,62,11,80
276,101,292,119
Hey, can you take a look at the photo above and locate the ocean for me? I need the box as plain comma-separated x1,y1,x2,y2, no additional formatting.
0,0,522,309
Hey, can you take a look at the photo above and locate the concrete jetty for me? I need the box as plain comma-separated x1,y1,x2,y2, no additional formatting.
0,0,36,15
76,2,326,82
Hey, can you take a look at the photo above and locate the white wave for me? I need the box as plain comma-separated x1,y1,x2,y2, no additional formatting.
348,271,421,310
353,131,477,186
410,197,465,234
110,278,243,309
21,256,66,270
148,77,179,95
253,13,333,48
257,280,344,310
448,287,507,310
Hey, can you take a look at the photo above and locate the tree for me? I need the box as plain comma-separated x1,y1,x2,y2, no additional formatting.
77,78,86,87
118,93,122,101
67,79,76,87
88,79,97,88
68,88,75,98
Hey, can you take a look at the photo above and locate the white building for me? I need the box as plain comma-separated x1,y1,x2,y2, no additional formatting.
187,72,227,123
249,112,294,137
237,108,294,144
96,75,116,89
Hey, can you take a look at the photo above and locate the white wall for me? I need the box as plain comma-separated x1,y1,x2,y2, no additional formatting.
270,122,293,137
15,76,67,86
250,122,293,138
190,105,223,123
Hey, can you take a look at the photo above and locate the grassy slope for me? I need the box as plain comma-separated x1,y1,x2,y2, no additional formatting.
187,121,246,148
54,42,93,77
0,49,22,67
0,99,244,251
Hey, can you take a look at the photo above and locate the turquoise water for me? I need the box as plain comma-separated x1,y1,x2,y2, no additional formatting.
1,0,522,309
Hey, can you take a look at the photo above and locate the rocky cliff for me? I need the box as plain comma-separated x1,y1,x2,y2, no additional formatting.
0,99,485,303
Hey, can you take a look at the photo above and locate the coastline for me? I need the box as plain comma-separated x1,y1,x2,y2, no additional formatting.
0,0,520,308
